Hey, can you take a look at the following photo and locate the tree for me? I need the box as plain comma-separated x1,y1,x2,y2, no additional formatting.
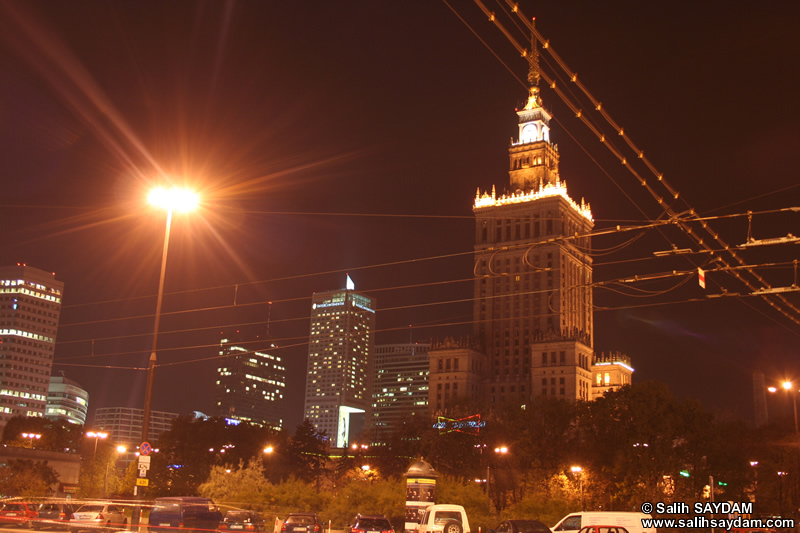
198,459,272,509
0,459,59,497
2,415,83,453
289,420,328,488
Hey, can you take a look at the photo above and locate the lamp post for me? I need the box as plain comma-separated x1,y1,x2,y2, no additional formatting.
86,431,108,458
20,433,41,449
571,466,584,510
141,187,198,443
104,445,127,497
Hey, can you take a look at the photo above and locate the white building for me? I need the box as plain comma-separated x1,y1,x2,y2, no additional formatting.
45,375,89,425
93,407,178,448
303,275,375,448
0,265,64,429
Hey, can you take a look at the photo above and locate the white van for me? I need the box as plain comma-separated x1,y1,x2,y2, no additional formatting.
551,512,655,533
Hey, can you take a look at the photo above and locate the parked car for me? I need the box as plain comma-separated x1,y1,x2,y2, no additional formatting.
348,514,394,533
489,520,550,533
148,497,223,533
0,502,39,528
34,503,77,530
70,504,127,532
577,528,630,533
552,513,654,533
218,511,266,533
280,514,321,533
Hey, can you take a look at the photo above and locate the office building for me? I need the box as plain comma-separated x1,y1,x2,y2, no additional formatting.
371,342,430,443
45,375,89,425
214,332,286,430
0,265,64,429
93,407,178,448
304,275,375,448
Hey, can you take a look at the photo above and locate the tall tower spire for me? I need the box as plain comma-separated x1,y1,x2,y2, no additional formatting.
525,17,542,111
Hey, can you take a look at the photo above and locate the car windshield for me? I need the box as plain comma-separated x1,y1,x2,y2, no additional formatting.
226,512,256,522
356,519,390,529
286,516,316,525
152,503,181,513
2,504,26,512
76,505,104,513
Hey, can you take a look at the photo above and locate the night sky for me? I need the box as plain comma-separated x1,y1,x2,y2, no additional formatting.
1,1,798,431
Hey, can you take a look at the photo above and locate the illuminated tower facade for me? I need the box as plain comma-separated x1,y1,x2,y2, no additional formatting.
304,276,375,448
214,331,287,430
472,36,594,406
0,265,64,429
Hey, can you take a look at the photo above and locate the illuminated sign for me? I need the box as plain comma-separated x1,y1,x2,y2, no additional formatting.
433,414,485,435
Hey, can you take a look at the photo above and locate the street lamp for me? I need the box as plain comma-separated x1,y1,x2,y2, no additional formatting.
571,466,584,510
141,186,199,443
20,433,41,448
104,445,127,497
86,431,108,458
768,381,799,435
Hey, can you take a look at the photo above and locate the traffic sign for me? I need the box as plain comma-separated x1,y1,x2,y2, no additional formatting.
136,478,149,486
140,442,152,456
138,466,148,477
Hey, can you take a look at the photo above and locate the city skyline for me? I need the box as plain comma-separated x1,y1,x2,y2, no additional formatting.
0,2,797,430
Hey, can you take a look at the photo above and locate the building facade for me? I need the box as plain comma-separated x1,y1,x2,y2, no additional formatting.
214,332,286,430
591,351,634,400
0,265,64,429
427,337,486,414
93,407,178,448
371,342,430,443
45,375,89,425
304,275,375,448
429,36,632,411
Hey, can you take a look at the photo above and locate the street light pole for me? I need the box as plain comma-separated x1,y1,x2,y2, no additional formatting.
141,208,172,444
141,187,198,444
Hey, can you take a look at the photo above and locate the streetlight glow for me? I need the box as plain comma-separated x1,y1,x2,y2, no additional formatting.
148,187,199,213
263,445,274,454
783,381,793,391
117,445,127,453
571,466,583,473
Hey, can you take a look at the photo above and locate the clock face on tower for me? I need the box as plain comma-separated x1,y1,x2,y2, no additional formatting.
521,123,537,144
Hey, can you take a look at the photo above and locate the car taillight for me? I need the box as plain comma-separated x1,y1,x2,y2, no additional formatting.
180,522,185,529
70,514,75,520
281,524,287,532
314,525,320,532
96,514,104,520
59,513,66,519
245,525,256,531
219,525,228,530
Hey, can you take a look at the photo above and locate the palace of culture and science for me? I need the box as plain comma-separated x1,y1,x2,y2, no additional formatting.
427,36,632,413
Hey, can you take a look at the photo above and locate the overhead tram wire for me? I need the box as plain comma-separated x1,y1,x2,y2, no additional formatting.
53,257,800,366
493,1,800,326
56,217,681,331
54,210,790,348
54,267,798,370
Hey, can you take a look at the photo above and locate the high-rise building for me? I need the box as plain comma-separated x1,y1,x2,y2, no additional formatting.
93,407,178,448
429,29,632,411
0,265,64,429
214,332,286,430
45,375,89,425
472,56,594,406
371,342,430,443
304,275,375,448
